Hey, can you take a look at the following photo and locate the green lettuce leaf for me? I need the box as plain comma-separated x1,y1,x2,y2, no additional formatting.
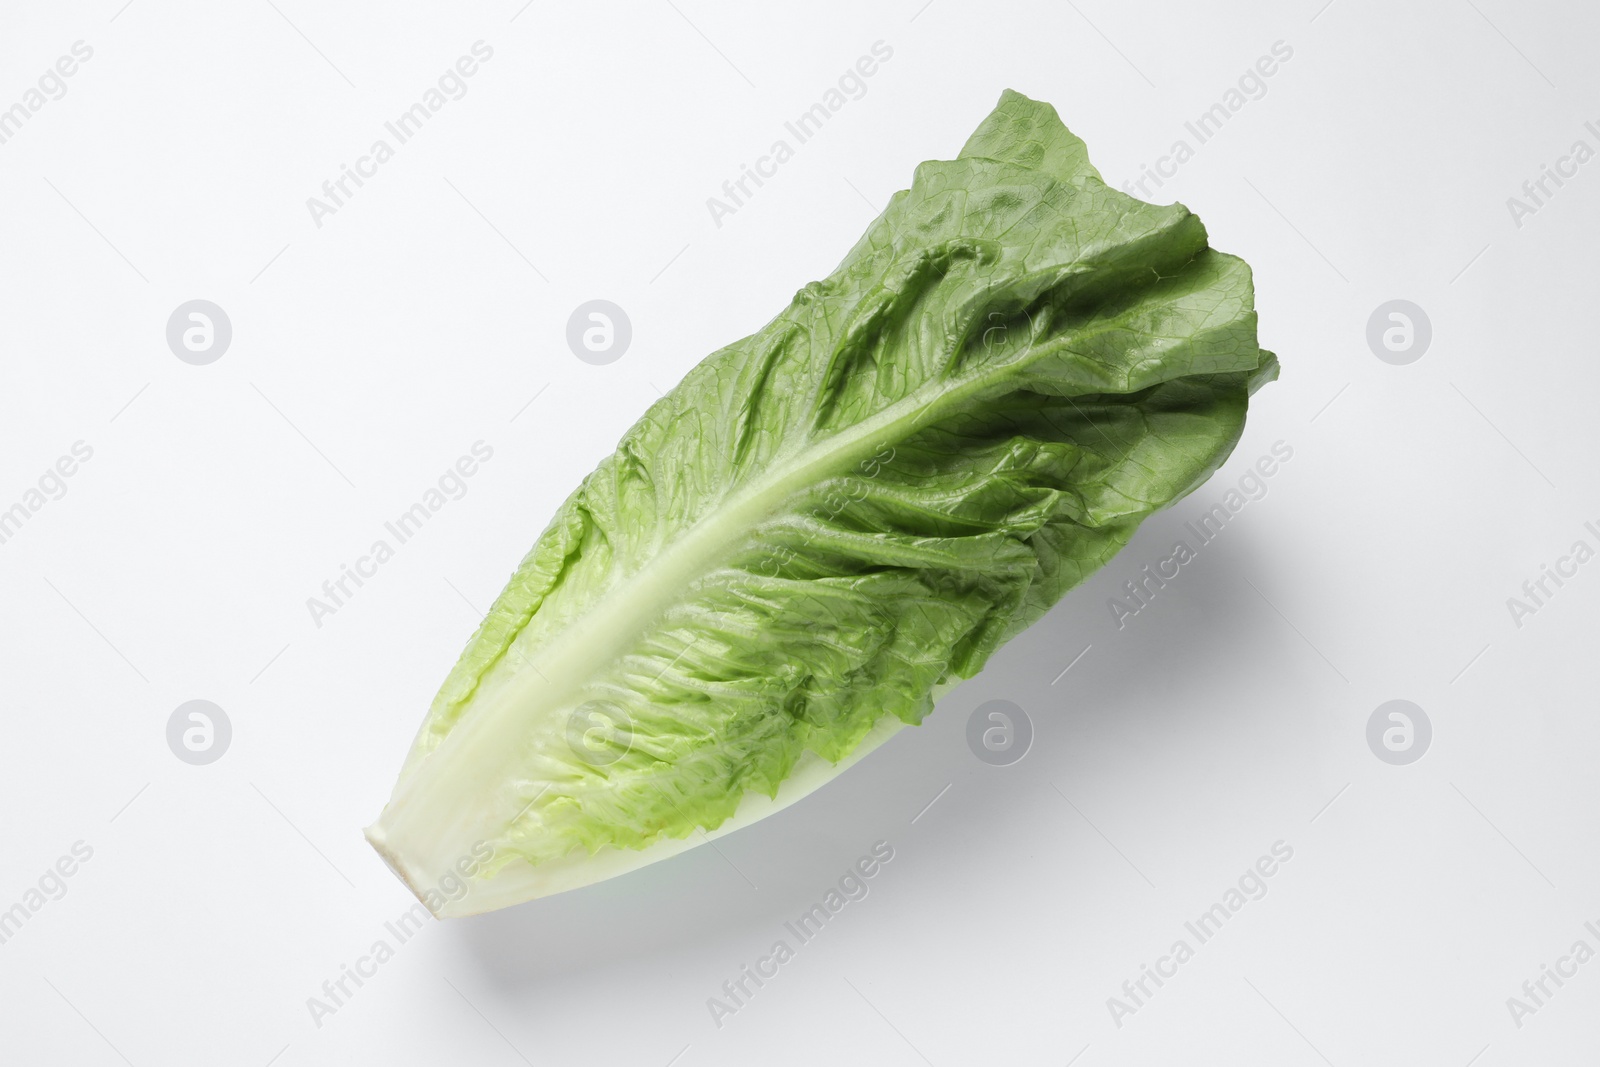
366,90,1278,916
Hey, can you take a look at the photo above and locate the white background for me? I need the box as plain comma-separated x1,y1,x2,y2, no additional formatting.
2,0,1597,1064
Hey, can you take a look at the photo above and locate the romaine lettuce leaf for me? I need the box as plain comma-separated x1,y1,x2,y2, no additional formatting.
366,90,1278,916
